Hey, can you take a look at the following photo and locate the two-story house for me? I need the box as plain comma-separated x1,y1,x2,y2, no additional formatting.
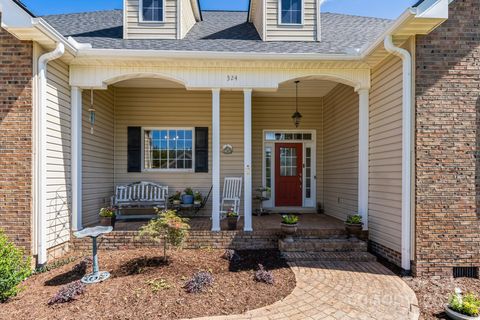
1,0,476,278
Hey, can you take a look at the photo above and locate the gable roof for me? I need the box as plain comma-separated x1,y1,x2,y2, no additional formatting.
42,10,392,54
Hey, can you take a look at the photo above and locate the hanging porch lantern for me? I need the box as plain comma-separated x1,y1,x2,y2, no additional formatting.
291,80,303,128
88,89,96,134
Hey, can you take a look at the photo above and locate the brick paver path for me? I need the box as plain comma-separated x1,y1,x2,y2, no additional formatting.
193,261,419,320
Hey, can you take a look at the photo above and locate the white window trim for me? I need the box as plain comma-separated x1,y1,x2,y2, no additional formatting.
139,0,166,24
262,129,316,208
278,0,304,26
141,127,195,173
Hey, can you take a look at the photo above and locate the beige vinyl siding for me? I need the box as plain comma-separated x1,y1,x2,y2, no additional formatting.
322,84,358,221
113,88,213,215
265,0,317,41
368,54,403,253
45,60,71,250
250,0,265,40
252,97,323,205
82,88,115,226
220,92,245,213
125,0,178,39
180,0,196,38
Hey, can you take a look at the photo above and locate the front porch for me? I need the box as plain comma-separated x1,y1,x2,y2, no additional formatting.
72,74,372,236
114,212,345,232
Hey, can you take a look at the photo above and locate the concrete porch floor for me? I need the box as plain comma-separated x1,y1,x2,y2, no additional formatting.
114,213,344,232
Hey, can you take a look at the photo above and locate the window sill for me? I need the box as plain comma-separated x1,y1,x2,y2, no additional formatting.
138,20,166,24
278,23,304,27
143,169,195,173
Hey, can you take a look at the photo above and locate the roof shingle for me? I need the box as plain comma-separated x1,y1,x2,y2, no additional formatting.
42,10,392,54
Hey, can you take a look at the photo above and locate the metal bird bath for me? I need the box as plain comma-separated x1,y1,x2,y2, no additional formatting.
73,226,113,284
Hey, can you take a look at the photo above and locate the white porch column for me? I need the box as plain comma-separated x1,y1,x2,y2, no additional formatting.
243,89,253,232
211,88,221,231
357,88,369,230
71,87,83,231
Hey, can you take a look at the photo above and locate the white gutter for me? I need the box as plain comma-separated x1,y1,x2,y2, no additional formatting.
31,18,79,54
384,35,412,272
76,48,362,61
36,43,65,265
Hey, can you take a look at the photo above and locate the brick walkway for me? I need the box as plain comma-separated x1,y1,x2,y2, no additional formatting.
192,261,419,320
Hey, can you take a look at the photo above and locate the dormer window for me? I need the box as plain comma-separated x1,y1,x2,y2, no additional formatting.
279,0,303,25
140,0,165,23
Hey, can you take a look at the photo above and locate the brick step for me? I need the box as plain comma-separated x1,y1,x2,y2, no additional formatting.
282,251,377,263
291,230,348,239
278,238,368,253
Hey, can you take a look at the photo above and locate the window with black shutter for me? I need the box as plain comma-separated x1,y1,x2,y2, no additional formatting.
195,127,209,173
127,127,142,172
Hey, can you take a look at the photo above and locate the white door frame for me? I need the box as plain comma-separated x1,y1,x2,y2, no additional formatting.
262,130,317,209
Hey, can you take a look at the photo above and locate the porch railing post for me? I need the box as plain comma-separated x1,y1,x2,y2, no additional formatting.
211,88,221,232
357,88,369,230
243,89,253,232
71,87,83,231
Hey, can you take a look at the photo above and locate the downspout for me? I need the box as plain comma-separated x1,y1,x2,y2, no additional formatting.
384,35,412,272
36,43,65,265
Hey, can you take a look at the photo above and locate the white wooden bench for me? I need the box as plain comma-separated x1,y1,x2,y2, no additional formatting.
111,181,168,220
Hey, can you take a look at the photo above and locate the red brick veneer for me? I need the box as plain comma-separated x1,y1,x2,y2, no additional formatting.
0,16,33,255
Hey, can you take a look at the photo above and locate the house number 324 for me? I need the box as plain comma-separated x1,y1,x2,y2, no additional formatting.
227,75,238,81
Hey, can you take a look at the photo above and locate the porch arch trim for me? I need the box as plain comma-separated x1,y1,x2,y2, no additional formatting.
69,65,371,91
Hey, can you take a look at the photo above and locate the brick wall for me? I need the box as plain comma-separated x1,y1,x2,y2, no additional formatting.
0,16,33,255
415,0,480,277
71,230,279,253
369,241,401,267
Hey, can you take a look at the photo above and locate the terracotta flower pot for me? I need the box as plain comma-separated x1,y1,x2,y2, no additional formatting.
227,217,238,230
345,223,363,238
281,223,298,242
100,216,114,227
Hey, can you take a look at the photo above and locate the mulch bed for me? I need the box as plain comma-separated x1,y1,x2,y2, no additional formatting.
403,276,480,319
0,249,295,320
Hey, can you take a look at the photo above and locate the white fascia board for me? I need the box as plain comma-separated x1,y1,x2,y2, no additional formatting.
415,0,449,19
0,0,34,29
31,18,78,54
360,9,416,59
189,0,202,21
76,48,361,61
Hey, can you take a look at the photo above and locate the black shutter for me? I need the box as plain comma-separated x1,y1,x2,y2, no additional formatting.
128,127,142,172
195,127,209,173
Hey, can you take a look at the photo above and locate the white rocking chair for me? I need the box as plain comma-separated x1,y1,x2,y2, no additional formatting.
220,177,243,219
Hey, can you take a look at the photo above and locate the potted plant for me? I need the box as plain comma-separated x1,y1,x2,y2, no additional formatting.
194,191,202,206
281,215,299,242
182,187,194,205
446,289,480,320
172,191,182,205
99,207,116,228
345,214,363,238
226,209,239,230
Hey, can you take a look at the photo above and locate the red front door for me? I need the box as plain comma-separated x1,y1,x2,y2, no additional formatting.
275,143,303,207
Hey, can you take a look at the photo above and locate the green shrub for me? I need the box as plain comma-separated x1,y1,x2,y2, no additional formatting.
281,215,299,225
0,231,32,302
346,214,363,225
449,292,480,317
139,210,190,260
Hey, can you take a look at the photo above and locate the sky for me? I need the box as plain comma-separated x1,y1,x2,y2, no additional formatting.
21,0,419,19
